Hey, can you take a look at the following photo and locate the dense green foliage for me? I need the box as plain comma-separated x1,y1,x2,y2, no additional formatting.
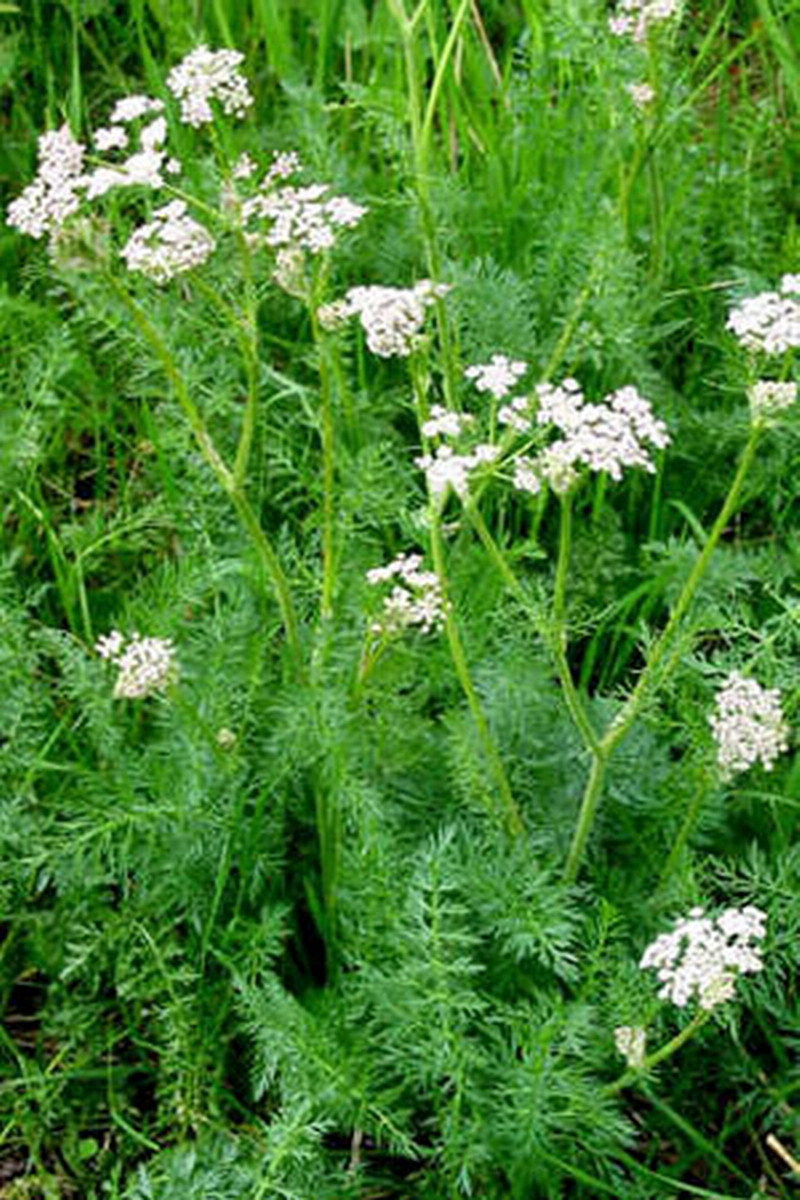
1,1,799,1196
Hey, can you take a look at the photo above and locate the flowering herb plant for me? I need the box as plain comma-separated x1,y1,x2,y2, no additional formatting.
1,5,798,1197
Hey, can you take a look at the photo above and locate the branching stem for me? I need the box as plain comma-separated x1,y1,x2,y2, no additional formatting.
107,275,303,673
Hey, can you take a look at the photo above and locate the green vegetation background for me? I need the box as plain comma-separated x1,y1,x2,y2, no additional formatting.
0,1,799,1196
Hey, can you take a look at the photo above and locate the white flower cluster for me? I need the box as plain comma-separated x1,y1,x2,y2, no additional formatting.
120,200,215,283
366,553,445,636
465,354,527,400
609,0,681,42
85,115,169,200
242,181,366,253
331,281,451,357
748,380,798,421
6,95,176,244
421,404,474,439
614,1025,647,1068
726,276,800,355
6,125,86,239
95,630,178,699
640,905,767,1010
513,378,670,495
416,443,500,500
498,395,533,434
166,45,253,127
110,95,165,124
709,671,789,779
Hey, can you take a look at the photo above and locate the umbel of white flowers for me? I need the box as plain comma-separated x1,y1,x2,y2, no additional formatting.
6,47,366,284
726,275,800,355
709,671,789,779
95,631,178,699
640,905,766,1011
319,281,451,357
365,553,446,636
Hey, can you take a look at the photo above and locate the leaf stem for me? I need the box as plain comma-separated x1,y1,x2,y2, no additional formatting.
564,424,762,881
106,274,303,673
606,1010,710,1095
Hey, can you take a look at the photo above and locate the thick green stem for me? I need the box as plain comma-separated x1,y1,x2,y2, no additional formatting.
107,276,303,671
564,425,762,882
563,752,607,884
606,1010,710,1095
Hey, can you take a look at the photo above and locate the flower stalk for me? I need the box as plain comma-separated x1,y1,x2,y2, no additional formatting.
106,273,303,673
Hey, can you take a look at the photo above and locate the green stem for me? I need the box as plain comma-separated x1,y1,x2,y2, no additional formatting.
429,515,525,836
563,752,607,883
410,365,523,835
606,1010,710,1095
564,424,762,882
657,768,710,889
468,500,599,755
603,425,761,755
390,0,458,407
233,234,260,488
311,302,337,621
553,493,572,629
553,494,602,754
107,275,303,672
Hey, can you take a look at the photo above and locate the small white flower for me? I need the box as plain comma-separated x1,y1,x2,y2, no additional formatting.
242,181,367,254
709,671,789,779
415,442,499,500
317,299,352,331
421,404,474,439
84,147,166,199
339,281,449,357
512,455,543,496
625,82,655,109
140,116,168,151
232,151,257,180
94,126,129,152
533,379,669,484
747,380,797,421
95,630,178,699
366,552,445,636
727,282,800,355
465,354,528,400
498,395,532,433
614,1026,647,1068
166,45,254,128
272,246,307,298
95,630,125,661
7,125,86,240
120,199,215,283
109,95,164,124
609,0,682,43
640,905,767,1010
